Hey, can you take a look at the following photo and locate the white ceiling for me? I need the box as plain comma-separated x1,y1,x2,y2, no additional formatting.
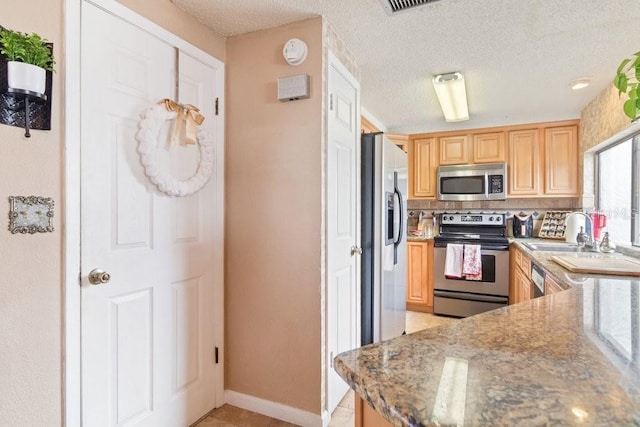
170,0,640,134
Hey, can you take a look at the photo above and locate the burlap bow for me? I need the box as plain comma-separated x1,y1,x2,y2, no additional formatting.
160,99,205,145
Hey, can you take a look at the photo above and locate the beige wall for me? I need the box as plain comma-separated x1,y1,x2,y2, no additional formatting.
0,2,63,424
0,1,225,425
225,18,324,414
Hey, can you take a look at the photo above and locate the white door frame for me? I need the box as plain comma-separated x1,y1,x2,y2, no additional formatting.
63,1,225,425
323,50,361,425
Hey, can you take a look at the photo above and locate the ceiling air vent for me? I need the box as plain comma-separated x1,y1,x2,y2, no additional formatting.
378,0,442,14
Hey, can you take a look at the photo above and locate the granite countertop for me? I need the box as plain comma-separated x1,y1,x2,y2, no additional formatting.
334,240,640,426
407,236,434,242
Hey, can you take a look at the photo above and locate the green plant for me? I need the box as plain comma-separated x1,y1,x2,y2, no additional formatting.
613,51,640,120
0,27,55,72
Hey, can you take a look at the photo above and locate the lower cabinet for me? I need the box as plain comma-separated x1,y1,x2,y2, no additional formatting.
509,245,532,304
355,394,393,427
544,273,564,294
406,240,434,312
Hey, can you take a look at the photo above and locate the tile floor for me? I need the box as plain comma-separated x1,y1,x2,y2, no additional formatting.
195,312,458,427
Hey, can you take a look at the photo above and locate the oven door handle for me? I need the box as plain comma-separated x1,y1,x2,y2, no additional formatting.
434,242,509,251
393,171,404,265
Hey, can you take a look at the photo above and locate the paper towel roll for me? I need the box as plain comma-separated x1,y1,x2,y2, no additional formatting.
565,215,585,243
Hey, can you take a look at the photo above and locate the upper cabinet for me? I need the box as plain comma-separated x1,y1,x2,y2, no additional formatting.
405,119,579,200
544,126,578,195
360,116,408,152
360,116,378,134
439,135,469,165
508,129,541,196
439,132,507,165
386,133,409,153
473,131,506,163
508,122,579,198
410,137,438,198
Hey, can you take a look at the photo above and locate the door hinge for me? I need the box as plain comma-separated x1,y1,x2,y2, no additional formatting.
330,351,334,368
215,346,219,364
329,94,334,111
215,98,219,116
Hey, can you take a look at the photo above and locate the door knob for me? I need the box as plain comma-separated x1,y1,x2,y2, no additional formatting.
89,268,111,285
351,246,362,256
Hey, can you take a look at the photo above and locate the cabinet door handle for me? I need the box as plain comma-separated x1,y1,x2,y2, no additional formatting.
351,246,362,256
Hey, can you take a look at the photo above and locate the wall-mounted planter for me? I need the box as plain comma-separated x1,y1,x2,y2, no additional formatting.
0,26,53,137
7,61,46,96
0,56,52,137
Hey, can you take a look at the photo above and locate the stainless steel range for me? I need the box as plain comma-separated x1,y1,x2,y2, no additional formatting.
433,213,509,317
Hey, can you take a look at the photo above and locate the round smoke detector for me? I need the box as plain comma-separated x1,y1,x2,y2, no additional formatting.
283,38,308,66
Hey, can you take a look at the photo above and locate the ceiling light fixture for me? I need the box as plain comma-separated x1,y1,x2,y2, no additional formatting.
570,78,591,90
432,72,469,122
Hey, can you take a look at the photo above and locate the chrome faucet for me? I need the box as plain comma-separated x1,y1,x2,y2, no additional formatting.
566,211,599,252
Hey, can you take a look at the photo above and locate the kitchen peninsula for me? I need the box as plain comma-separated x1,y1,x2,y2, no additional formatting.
333,242,640,426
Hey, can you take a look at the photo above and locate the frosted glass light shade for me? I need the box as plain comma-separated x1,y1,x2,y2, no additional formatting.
432,72,469,122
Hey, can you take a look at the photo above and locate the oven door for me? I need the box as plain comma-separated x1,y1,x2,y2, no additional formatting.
433,242,509,297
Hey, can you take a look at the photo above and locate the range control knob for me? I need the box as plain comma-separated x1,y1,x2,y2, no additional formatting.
449,216,454,221
489,217,494,222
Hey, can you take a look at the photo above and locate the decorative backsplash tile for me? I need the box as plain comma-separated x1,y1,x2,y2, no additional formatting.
408,198,581,238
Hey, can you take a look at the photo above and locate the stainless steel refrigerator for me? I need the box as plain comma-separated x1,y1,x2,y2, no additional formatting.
361,132,407,345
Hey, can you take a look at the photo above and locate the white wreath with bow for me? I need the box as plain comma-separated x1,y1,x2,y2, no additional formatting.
136,101,214,197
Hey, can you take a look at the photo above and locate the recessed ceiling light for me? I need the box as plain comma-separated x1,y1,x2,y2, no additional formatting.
570,78,590,90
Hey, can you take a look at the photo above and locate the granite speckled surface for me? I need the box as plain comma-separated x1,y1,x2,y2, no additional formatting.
334,241,640,426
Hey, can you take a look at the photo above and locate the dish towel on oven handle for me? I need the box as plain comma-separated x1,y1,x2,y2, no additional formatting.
463,244,482,281
444,243,464,278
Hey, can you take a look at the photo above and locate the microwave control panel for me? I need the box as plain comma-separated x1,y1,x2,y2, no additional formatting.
488,174,504,194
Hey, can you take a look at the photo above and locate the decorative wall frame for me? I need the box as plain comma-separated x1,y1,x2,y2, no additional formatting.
8,195,54,234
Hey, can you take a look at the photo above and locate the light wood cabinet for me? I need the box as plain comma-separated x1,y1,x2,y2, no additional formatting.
544,274,564,295
544,126,578,195
473,131,506,163
386,133,408,153
359,116,408,152
404,119,579,200
508,129,541,196
355,394,392,427
439,135,469,165
509,245,532,304
361,116,379,134
508,122,579,197
406,240,434,312
410,137,438,198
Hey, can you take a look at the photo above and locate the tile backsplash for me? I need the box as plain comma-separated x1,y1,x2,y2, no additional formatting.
408,197,581,238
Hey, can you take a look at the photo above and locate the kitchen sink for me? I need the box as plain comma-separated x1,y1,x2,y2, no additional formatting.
521,242,582,252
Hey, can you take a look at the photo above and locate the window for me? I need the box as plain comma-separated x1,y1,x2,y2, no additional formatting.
597,134,640,247
593,280,640,369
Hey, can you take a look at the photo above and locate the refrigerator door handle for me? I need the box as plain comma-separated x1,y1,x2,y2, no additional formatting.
393,171,404,265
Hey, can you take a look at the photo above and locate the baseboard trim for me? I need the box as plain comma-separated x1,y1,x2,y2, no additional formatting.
321,409,331,427
224,390,323,427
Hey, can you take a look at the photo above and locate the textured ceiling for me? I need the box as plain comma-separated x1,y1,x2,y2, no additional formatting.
171,0,640,133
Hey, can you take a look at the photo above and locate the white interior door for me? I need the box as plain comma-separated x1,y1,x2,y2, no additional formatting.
80,3,222,426
327,53,360,416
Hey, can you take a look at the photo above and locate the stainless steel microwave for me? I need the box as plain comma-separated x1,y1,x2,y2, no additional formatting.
437,162,507,201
